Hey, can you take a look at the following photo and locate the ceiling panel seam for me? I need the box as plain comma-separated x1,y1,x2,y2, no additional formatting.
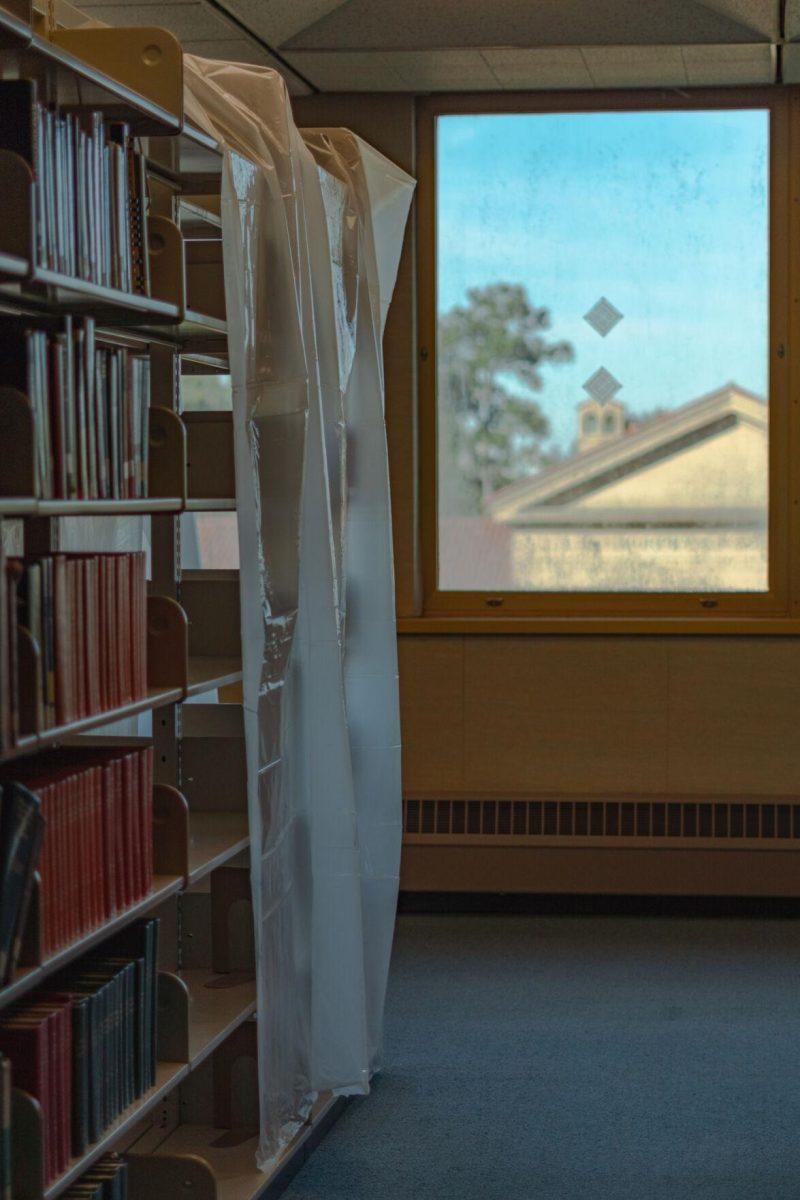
201,0,321,90
478,49,503,87
578,45,598,87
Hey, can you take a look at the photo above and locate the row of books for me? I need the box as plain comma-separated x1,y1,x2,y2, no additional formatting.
0,80,150,295
0,314,150,501
1,551,148,748
0,918,159,1184
64,1156,128,1200
0,746,154,978
1,1068,127,1200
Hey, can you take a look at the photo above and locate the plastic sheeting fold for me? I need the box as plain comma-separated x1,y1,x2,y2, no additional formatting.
182,57,414,1165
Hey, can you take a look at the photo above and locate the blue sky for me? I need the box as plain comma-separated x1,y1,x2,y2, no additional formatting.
436,108,769,453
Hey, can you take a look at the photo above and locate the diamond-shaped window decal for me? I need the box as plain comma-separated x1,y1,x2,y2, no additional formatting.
584,297,623,338
583,367,622,404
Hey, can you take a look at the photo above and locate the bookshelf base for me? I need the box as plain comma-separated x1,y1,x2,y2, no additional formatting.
128,1094,347,1200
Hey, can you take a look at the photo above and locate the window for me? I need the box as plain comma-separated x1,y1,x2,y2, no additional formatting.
418,92,793,623
180,373,238,570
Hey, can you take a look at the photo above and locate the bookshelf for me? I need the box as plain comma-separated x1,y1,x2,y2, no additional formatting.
0,6,342,1200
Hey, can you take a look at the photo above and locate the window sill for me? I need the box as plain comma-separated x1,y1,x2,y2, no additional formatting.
396,615,800,636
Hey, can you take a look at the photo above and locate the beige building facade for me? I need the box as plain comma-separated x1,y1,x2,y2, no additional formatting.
441,384,768,592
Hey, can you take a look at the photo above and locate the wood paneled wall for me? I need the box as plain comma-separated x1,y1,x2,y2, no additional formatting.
399,636,800,795
292,92,800,815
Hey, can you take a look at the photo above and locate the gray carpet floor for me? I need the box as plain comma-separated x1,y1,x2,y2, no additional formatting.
282,912,800,1199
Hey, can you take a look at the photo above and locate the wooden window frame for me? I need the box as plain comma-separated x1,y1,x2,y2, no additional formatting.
413,87,800,636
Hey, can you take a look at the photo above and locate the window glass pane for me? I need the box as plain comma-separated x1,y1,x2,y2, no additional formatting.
181,512,239,569
180,372,235,568
181,373,232,411
436,109,769,592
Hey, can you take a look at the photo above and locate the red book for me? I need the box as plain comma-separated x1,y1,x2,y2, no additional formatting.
71,771,83,943
100,758,117,916
128,749,140,899
65,776,76,947
119,555,131,705
42,775,61,952
48,777,62,953
75,559,86,720
55,776,67,950
130,552,145,699
94,557,106,712
113,756,125,909
25,999,72,1177
80,769,91,932
93,765,104,924
142,744,153,892
93,764,103,924
81,767,92,930
36,778,53,957
107,556,118,709
29,1004,62,1176
64,560,77,721
134,748,144,898
99,556,110,709
52,556,70,726
121,751,135,907
82,558,99,716
134,749,144,898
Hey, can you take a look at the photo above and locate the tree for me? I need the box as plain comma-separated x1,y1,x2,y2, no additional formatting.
438,283,573,514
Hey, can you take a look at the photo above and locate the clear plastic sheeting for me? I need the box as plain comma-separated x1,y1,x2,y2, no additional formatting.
182,57,414,1166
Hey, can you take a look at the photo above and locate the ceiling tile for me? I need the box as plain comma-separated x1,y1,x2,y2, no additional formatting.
785,0,800,39
696,1,779,39
681,41,775,81
282,51,406,91
282,0,773,51
581,45,688,86
388,49,498,89
183,37,312,92
481,47,592,88
79,1,235,40
217,0,350,46
781,42,800,77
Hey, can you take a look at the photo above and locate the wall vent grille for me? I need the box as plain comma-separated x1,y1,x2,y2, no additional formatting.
403,797,800,843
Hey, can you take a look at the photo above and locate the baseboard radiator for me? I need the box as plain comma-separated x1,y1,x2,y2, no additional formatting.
400,795,800,896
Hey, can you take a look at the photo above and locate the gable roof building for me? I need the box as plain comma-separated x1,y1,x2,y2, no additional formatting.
440,384,768,593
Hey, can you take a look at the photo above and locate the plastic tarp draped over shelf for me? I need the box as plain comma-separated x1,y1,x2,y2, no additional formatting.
182,57,415,1165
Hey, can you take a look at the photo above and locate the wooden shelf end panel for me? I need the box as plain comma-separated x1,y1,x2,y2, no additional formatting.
0,149,34,263
153,783,190,880
148,215,185,313
127,1154,216,1200
11,1088,44,1200
0,388,35,498
47,26,183,132
147,594,189,691
149,406,187,502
